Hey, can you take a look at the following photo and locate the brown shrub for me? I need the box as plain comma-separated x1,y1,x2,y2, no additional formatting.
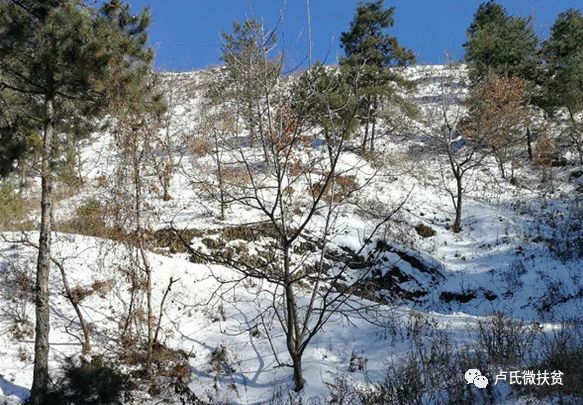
189,136,212,157
148,228,204,253
311,175,359,203
70,279,115,303
476,311,537,366
221,166,251,186
70,286,94,303
221,223,276,242
534,133,557,168
91,279,115,296
518,323,583,399
221,226,255,242
96,175,107,188
0,263,35,339
9,318,34,340
415,223,436,238
56,199,109,238
209,345,234,375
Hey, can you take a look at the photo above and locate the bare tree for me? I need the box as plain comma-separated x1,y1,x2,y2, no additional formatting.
565,108,583,166
175,20,405,392
425,67,528,232
191,106,234,221
151,72,195,201
0,232,96,355
111,85,165,376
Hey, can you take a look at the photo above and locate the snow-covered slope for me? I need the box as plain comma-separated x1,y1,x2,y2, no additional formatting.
1,65,582,404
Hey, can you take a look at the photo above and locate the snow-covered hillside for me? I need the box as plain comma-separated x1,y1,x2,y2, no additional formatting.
1,65,582,404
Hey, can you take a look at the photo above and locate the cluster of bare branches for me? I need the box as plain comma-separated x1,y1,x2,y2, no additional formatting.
172,16,411,392
424,66,530,232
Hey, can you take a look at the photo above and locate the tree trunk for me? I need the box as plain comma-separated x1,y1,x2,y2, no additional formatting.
30,97,54,405
453,175,463,233
370,97,378,154
362,120,369,154
120,275,137,340
526,127,533,161
132,143,154,376
74,139,84,185
497,158,506,179
55,260,91,354
143,244,153,376
292,355,304,392
575,136,583,166
566,108,583,165
362,96,371,154
162,186,171,201
153,277,177,345
370,116,377,155
161,171,171,201
214,132,225,220
282,243,304,392
19,162,29,190
249,122,255,148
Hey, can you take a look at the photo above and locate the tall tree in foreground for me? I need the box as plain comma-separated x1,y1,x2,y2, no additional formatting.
0,1,153,402
340,0,415,154
183,18,405,393
540,9,583,165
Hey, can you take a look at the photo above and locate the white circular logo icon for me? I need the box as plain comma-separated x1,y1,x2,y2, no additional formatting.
465,369,489,388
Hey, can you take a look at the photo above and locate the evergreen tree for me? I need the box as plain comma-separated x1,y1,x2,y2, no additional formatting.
464,1,538,83
0,1,154,403
464,1,538,162
0,60,36,178
218,19,280,147
0,115,27,178
540,9,583,164
340,0,415,154
292,63,360,147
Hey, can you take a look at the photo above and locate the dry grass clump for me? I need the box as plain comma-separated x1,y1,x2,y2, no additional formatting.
311,175,359,203
415,223,436,238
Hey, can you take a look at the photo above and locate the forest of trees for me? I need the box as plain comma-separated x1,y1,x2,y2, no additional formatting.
0,0,582,404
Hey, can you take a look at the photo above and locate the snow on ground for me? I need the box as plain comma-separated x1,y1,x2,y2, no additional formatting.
2,232,570,404
0,233,499,404
1,65,582,403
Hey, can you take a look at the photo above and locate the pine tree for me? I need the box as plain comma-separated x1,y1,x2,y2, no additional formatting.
0,1,154,403
218,19,280,147
540,9,583,164
292,63,360,147
0,116,27,178
464,1,538,83
464,1,538,162
340,0,415,154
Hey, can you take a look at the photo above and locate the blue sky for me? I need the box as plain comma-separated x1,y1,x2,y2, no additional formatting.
126,0,583,71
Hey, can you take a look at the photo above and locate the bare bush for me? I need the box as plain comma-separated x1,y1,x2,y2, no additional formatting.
475,311,538,366
0,261,35,340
